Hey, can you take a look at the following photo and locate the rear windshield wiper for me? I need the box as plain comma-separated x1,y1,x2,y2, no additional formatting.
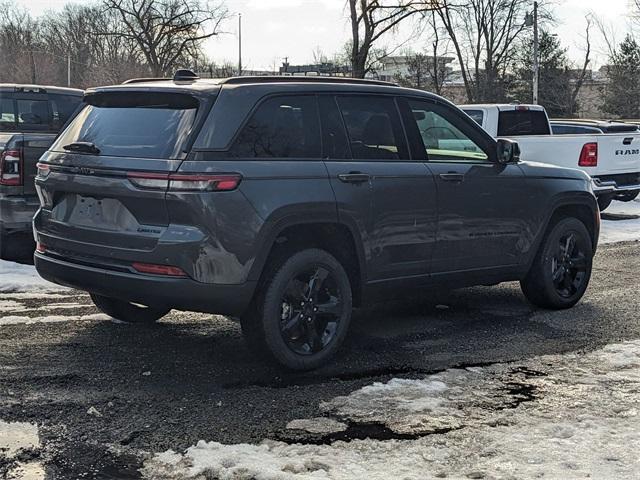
63,141,101,155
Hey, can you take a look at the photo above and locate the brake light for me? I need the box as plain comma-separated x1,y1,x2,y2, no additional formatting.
132,262,187,277
127,172,241,191
36,162,51,178
0,149,23,186
579,143,598,167
36,242,47,253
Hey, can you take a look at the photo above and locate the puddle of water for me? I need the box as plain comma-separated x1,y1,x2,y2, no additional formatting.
0,420,44,480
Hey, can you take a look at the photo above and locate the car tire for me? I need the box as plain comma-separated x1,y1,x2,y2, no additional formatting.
597,195,613,211
0,232,35,263
520,217,593,310
616,190,639,202
240,248,353,370
90,293,169,324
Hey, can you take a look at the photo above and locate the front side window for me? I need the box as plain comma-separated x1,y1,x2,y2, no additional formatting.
52,92,198,159
408,99,489,162
229,95,320,158
336,95,408,160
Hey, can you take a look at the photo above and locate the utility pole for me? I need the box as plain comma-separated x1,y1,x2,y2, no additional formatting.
238,13,242,76
532,1,539,105
67,52,71,87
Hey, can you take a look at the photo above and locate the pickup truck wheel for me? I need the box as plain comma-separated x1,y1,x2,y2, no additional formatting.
597,195,613,211
616,191,639,202
240,249,352,371
520,218,593,310
90,293,169,324
0,232,36,263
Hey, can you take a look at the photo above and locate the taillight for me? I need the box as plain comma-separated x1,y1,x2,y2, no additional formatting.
36,162,51,178
579,143,598,167
36,242,47,253
132,262,187,277
0,149,23,186
127,172,241,191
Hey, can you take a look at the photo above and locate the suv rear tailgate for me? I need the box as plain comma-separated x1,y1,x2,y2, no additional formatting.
35,90,201,257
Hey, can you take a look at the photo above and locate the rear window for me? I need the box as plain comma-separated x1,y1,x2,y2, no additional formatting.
497,110,550,136
53,92,198,159
0,92,81,132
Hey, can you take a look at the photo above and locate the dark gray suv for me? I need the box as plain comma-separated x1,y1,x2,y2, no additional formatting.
33,72,599,369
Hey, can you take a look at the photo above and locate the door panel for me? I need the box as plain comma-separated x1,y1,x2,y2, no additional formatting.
401,97,529,275
428,162,528,273
322,94,437,282
325,161,437,281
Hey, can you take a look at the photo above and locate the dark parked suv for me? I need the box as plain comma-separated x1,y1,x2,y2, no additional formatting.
33,72,599,369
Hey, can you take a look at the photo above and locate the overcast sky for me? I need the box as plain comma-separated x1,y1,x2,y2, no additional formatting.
15,0,634,71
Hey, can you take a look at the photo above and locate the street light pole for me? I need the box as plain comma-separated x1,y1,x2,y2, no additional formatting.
67,52,71,87
532,1,539,105
238,13,242,76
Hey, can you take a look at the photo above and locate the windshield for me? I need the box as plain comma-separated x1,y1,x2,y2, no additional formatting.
52,92,199,159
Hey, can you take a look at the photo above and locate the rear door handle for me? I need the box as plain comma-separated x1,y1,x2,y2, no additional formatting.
338,172,370,184
439,173,465,183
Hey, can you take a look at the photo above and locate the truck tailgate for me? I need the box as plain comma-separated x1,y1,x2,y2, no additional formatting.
597,134,640,174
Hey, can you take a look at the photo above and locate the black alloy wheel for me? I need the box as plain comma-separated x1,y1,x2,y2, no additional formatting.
278,265,344,355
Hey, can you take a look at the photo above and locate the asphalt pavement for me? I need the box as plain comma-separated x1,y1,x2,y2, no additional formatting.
0,240,639,478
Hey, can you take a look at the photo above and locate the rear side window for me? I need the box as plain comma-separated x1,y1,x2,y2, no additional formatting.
53,92,198,159
497,110,550,136
336,95,408,160
0,98,16,129
318,95,350,159
462,109,484,126
50,94,82,130
229,95,320,158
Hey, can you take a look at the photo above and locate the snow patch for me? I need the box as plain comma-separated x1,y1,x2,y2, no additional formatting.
0,299,27,312
600,199,640,244
0,259,67,293
143,341,640,480
0,419,44,480
0,313,111,326
286,418,348,435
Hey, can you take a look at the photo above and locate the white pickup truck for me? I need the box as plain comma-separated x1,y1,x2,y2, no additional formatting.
459,104,640,210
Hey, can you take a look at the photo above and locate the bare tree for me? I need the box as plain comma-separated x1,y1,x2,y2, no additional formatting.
0,4,40,83
435,0,533,102
102,0,229,76
347,0,437,78
569,16,592,115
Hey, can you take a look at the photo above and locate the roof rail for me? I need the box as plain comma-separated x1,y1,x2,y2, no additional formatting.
219,76,396,86
122,77,170,85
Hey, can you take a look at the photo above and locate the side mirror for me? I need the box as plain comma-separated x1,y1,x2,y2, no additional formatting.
496,138,521,164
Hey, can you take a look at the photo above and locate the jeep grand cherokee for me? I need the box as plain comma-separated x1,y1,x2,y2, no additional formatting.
33,71,599,370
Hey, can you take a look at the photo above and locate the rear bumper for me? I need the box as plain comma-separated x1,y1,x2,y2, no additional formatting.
0,195,39,235
592,175,640,196
34,252,256,317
